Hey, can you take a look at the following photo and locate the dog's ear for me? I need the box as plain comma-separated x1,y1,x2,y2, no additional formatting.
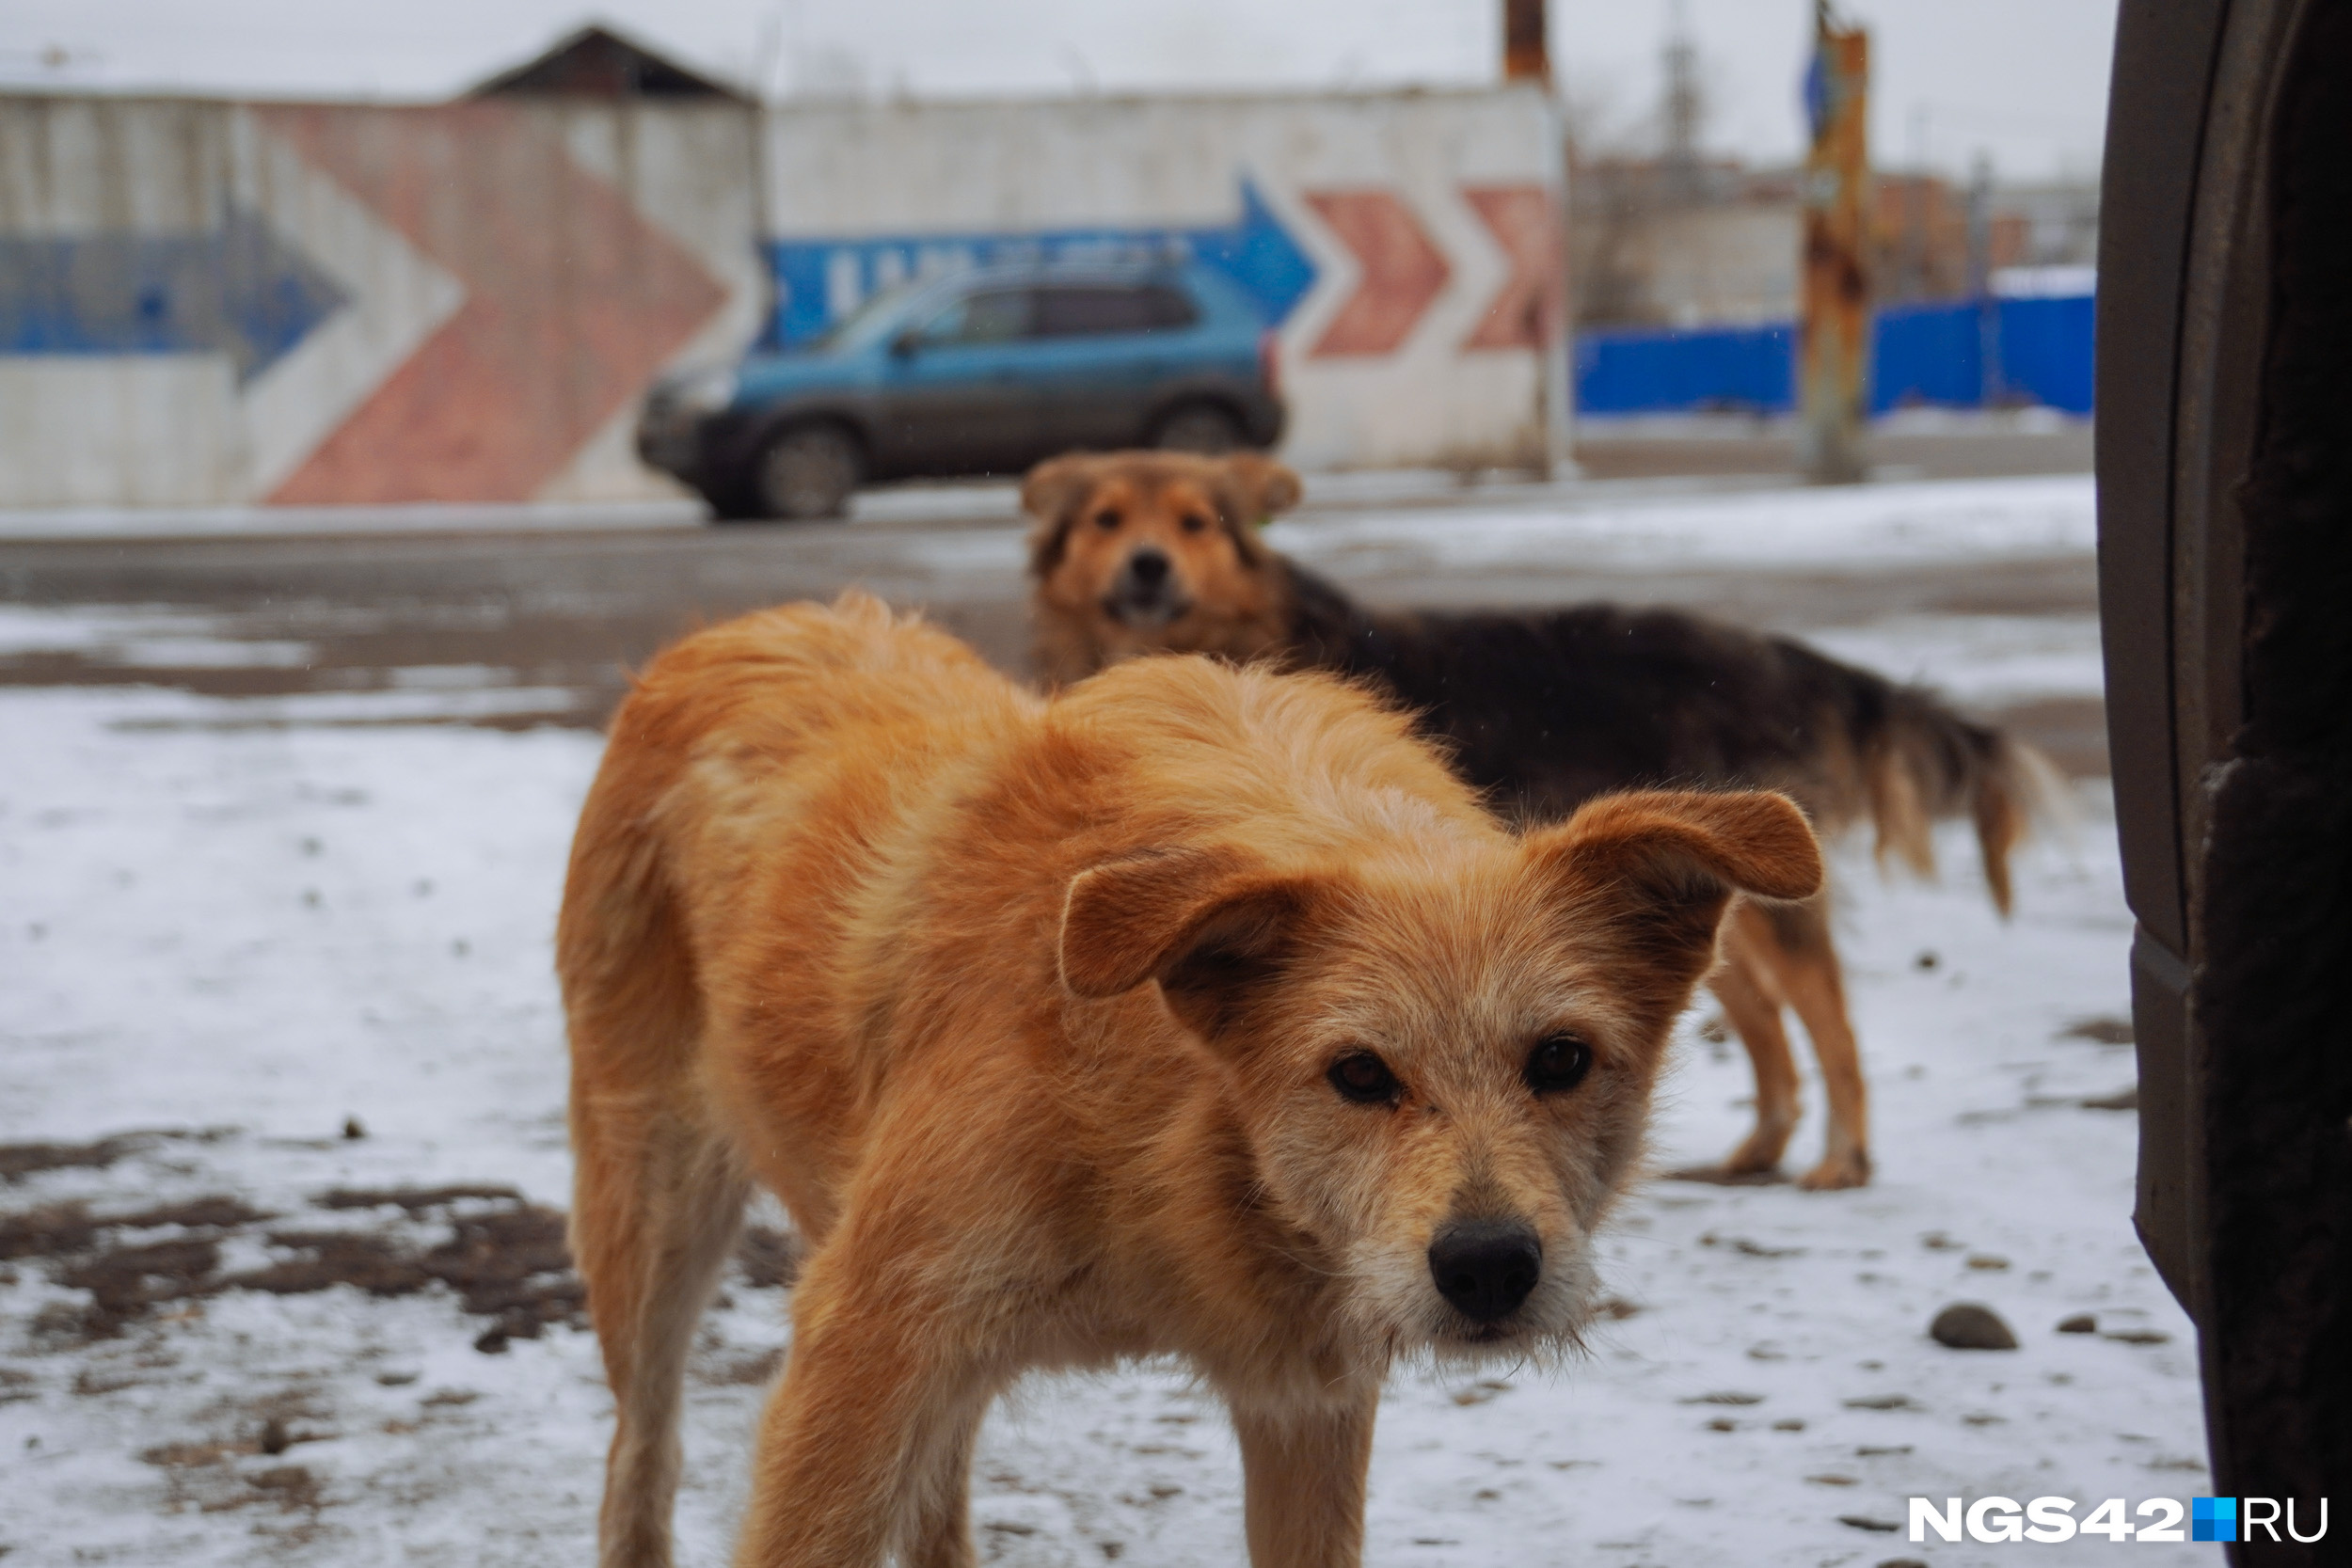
1059,848,1315,1040
1024,454,1105,579
1221,453,1302,524
1525,790,1822,977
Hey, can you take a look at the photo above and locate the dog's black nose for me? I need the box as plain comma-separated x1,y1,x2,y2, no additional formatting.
1427,1221,1541,1323
1126,548,1170,586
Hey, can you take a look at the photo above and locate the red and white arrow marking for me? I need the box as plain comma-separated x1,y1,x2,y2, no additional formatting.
1458,185,1563,353
1302,190,1453,358
231,113,465,496
257,103,726,505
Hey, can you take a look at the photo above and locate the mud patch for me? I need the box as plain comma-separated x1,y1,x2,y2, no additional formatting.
60,1238,223,1336
1,1196,269,1264
0,1132,159,1181
738,1224,802,1290
6,1180,802,1351
315,1184,522,1213
149,1450,329,1522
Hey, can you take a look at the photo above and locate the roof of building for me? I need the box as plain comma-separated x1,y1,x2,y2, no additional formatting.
467,24,749,103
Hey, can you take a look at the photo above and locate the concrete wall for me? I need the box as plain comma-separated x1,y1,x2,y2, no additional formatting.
0,87,1561,507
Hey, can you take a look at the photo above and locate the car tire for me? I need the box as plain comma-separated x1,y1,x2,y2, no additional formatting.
753,424,862,520
1152,403,1247,455
696,477,767,522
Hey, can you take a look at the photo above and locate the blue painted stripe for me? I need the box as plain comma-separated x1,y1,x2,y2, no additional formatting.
761,179,1315,347
0,207,346,384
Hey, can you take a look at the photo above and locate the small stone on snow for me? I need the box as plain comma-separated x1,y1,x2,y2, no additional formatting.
1931,1303,2019,1350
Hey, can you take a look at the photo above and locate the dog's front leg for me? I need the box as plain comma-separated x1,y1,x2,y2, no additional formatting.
731,1267,988,1568
901,1393,988,1568
1231,1393,1377,1568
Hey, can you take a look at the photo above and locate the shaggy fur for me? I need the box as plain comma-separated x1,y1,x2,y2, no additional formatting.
1025,451,2057,1189
559,592,1821,1567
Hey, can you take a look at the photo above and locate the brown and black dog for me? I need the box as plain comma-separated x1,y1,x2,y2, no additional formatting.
1026,451,2056,1191
560,592,1820,1567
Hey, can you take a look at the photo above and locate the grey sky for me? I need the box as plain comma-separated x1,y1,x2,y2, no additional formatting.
3,0,2115,182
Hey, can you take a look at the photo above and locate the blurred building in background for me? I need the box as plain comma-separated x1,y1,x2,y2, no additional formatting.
1565,16,2098,423
1569,156,2098,330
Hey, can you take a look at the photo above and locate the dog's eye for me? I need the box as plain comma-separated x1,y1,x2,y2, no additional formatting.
1093,510,1121,531
1525,1034,1593,1096
1327,1051,1401,1105
1180,514,1208,534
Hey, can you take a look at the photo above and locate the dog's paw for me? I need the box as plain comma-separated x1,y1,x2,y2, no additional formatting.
1720,1136,1788,1180
1795,1152,1871,1191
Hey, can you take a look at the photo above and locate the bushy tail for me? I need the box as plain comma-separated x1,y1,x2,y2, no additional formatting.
1784,644,2066,915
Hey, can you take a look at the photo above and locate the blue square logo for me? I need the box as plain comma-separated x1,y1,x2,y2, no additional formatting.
2193,1497,2238,1543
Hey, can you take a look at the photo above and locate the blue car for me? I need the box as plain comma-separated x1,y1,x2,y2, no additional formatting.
638,260,1286,520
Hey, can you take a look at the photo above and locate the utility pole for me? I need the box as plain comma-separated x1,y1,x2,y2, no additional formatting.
1799,1,1869,484
1502,0,1573,479
1661,0,1702,205
1966,151,1999,406
1503,0,1549,84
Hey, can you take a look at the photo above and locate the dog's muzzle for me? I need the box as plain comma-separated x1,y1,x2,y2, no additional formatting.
1104,546,1191,628
1427,1219,1542,1325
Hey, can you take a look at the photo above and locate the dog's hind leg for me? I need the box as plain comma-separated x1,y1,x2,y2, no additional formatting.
1232,1394,1377,1568
572,1088,749,1568
1709,928,1801,1180
1756,898,1871,1191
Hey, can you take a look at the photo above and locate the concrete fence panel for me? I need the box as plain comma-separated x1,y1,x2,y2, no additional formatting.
0,96,759,508
1573,293,2095,420
0,87,1561,507
759,89,1567,473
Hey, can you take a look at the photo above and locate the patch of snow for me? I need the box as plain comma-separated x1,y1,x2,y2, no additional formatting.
1266,475,2096,578
1803,614,2107,705
0,605,315,667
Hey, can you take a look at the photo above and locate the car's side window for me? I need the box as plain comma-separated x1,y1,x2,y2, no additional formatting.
1033,285,1198,338
917,289,1034,345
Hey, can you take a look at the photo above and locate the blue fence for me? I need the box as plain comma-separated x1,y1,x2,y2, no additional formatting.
1574,293,2095,418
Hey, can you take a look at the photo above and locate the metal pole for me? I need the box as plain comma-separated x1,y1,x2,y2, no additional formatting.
1662,0,1702,205
1503,0,1572,478
1966,151,2000,407
1799,2,1869,483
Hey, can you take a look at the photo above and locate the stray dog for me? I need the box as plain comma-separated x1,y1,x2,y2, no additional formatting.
560,592,1821,1567
1025,451,2055,1190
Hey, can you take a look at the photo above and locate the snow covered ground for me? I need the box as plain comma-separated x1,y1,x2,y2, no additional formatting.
1265,475,2098,578
0,477,2213,1566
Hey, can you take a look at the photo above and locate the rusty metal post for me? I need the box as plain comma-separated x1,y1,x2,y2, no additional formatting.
1799,3,1869,483
1504,0,1550,84
1504,0,1570,477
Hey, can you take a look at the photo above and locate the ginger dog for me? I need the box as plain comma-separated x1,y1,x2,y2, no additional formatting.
1025,451,2054,1190
559,592,1821,1568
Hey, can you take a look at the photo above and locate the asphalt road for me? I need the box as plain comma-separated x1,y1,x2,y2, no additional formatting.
0,442,2106,776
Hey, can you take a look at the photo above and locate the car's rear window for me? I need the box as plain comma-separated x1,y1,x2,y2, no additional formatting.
1033,285,1199,337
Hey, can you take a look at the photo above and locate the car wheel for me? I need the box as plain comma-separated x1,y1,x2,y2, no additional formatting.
1152,403,1246,455
755,424,862,520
